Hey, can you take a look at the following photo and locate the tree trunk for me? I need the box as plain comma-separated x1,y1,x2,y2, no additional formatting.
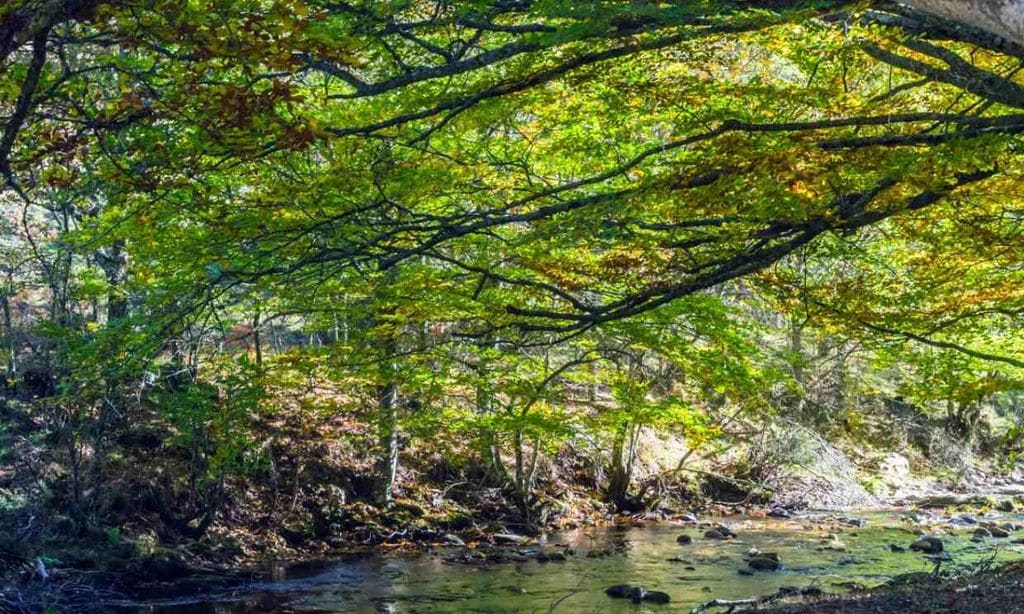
905,0,1024,47
374,376,399,508
251,306,263,368
790,317,804,387
478,382,507,480
373,265,400,508
1,291,13,377
95,241,127,322
608,423,642,511
514,429,527,517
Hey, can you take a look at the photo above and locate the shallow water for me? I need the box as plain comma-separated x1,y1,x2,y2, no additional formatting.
125,510,1024,613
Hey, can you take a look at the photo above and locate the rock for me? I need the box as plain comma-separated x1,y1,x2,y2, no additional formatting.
605,585,633,599
748,556,782,571
643,590,671,604
974,528,993,539
536,552,549,563
443,534,466,547
717,525,738,538
768,507,790,518
1011,538,1024,545
630,587,647,603
991,526,1011,538
676,534,693,545
547,551,567,562
909,536,943,554
738,568,754,576
704,529,728,540
910,495,994,508
880,453,911,480
998,499,1017,513
680,512,698,523
821,540,847,552
605,585,670,604
889,544,906,552
840,517,868,528
959,514,979,525
746,547,761,557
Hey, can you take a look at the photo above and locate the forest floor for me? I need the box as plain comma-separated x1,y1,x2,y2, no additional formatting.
3,390,1022,612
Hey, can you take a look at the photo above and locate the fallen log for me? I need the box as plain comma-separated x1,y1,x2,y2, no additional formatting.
691,586,824,613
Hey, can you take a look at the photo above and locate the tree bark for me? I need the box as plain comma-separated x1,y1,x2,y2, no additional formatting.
904,0,1024,48
96,242,127,322
373,266,401,508
0,292,13,377
608,422,642,511
374,374,399,507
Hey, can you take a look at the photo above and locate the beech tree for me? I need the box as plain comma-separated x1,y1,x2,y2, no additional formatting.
2,0,1024,523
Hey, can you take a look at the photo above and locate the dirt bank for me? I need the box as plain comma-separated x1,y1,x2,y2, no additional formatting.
751,561,1024,613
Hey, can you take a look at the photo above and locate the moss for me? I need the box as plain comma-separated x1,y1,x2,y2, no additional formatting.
391,500,426,518
860,475,887,497
435,511,473,531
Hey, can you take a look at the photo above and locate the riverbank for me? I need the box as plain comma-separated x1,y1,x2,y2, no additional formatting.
6,463,1024,612
752,559,1024,612
4,387,1023,612
9,506,1024,612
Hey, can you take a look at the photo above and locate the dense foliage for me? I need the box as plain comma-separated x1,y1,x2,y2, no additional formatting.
2,0,1024,563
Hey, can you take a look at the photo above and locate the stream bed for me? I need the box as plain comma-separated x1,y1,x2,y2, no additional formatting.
121,510,1024,612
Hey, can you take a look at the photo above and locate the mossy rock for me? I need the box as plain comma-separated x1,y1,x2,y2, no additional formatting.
390,500,427,520
279,522,316,546
979,496,999,509
435,511,473,531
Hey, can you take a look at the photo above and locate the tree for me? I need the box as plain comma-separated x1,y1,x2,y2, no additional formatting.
3,0,1024,529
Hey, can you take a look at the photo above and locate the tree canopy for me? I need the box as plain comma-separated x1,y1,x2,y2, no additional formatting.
2,0,1024,524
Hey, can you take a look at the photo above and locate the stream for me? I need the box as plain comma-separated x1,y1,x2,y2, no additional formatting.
118,509,1024,613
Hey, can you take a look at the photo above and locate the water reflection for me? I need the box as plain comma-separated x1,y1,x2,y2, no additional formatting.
125,511,1024,613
